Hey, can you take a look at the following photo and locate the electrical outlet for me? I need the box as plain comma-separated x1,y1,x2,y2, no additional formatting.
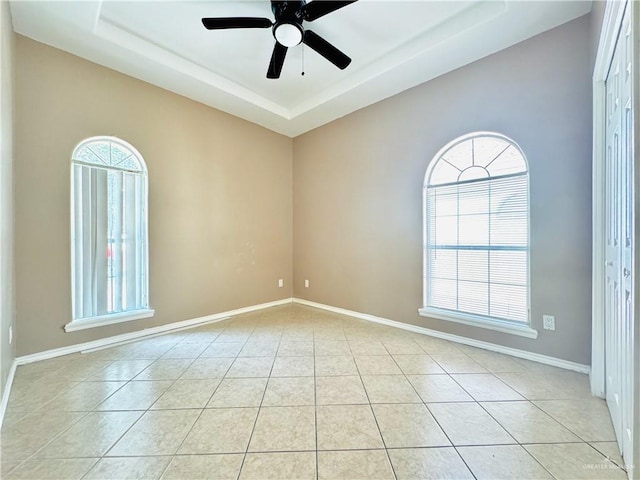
304,279,309,288
8,325,12,345
543,315,555,331
278,279,284,288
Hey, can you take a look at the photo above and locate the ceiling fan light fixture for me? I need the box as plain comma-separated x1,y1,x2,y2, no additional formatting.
202,0,358,79
274,22,303,47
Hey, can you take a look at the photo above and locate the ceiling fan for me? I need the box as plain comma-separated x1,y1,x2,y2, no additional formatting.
202,1,358,79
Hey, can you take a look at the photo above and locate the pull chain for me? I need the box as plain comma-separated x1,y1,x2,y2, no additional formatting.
301,42,305,76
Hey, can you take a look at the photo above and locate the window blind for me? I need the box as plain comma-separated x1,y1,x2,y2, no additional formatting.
426,173,529,323
71,138,148,321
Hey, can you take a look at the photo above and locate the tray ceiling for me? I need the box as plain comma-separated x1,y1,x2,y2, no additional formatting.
10,1,591,137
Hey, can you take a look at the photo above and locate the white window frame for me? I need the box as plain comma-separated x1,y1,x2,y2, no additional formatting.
418,132,537,339
66,136,153,332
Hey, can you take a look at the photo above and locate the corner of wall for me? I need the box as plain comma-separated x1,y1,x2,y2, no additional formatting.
0,0,16,412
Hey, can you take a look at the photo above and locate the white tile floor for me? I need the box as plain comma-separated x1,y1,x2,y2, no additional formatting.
0,304,628,479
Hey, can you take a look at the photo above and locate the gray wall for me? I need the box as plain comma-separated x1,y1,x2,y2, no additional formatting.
14,36,293,356
293,15,593,364
590,1,607,73
11,9,600,366
1,0,15,405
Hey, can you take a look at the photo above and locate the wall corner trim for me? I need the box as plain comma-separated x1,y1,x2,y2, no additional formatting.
15,297,293,366
0,360,18,428
293,297,590,374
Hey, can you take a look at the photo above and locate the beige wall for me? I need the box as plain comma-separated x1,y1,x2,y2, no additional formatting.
14,36,293,355
13,12,597,364
293,15,592,364
1,0,15,401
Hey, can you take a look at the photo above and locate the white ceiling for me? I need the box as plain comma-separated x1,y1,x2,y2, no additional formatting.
10,0,591,137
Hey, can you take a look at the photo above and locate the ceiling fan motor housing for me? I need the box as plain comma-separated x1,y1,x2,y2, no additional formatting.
271,1,305,46
201,0,356,78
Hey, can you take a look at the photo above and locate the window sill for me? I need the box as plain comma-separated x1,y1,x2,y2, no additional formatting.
418,307,538,339
65,309,155,332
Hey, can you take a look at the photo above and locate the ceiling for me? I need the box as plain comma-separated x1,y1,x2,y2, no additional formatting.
10,1,591,137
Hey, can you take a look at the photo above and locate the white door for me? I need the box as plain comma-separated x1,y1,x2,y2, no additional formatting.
604,1,634,463
617,5,634,463
604,29,622,446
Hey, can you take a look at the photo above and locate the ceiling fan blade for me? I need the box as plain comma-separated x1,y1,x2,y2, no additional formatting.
267,42,288,79
303,30,351,70
302,1,357,22
201,17,272,30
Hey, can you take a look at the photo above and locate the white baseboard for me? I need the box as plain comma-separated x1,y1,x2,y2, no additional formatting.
293,297,590,374
16,297,293,366
7,294,590,422
0,359,18,428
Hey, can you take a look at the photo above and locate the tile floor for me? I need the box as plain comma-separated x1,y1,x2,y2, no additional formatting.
0,304,629,479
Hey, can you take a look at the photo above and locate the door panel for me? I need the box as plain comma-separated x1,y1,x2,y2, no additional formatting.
605,35,623,447
604,1,634,463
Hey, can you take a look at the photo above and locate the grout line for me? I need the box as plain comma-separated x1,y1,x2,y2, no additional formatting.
438,361,523,478
186,318,268,480
446,364,597,479
3,305,614,480
583,442,628,472
12,346,201,477
3,410,93,477
518,443,561,479
236,318,283,480
9,350,190,477
382,339,469,479
6,319,238,479
349,339,398,480
91,320,243,479
313,324,319,480
96,326,231,470
527,400,610,445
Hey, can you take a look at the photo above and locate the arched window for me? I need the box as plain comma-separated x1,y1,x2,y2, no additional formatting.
420,132,533,336
69,136,152,331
